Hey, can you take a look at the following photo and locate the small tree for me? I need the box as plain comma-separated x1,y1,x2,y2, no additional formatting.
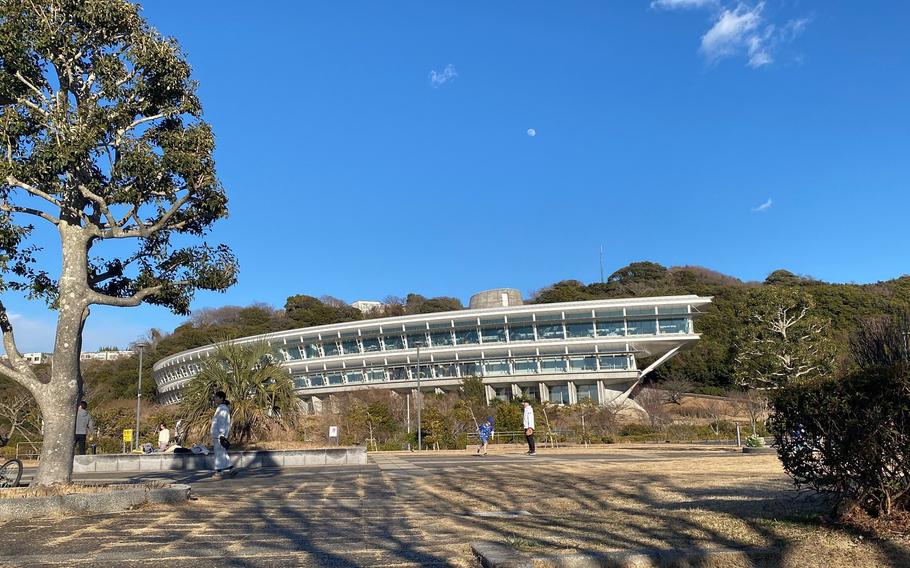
179,342,298,445
0,0,237,484
733,287,836,390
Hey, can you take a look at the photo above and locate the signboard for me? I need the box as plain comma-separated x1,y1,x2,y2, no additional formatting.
122,429,133,442
328,426,338,438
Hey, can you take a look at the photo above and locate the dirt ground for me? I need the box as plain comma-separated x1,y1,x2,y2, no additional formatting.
410,454,910,567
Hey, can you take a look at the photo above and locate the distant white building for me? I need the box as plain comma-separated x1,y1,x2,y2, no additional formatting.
351,300,383,314
80,350,134,362
22,352,51,365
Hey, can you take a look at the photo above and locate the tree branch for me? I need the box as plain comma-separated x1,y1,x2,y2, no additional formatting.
0,202,60,225
5,175,62,208
101,192,190,238
0,301,44,388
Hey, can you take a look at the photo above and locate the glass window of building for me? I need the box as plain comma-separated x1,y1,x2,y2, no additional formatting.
577,384,597,401
388,367,407,381
309,374,325,386
430,331,453,347
305,343,320,358
509,325,535,342
480,317,506,325
327,373,343,385
596,320,625,337
568,356,597,371
540,358,566,373
658,317,689,334
564,311,593,321
513,358,538,374
484,359,509,376
435,363,457,378
494,387,510,402
284,347,302,361
658,306,688,315
626,307,656,317
520,385,538,400
409,365,431,380
341,340,360,355
626,319,658,335
455,329,479,345
535,313,562,322
323,342,340,356
508,315,534,324
566,322,595,338
362,337,381,352
599,355,628,370
406,333,427,348
549,385,569,404
383,335,404,350
537,324,565,340
459,361,480,377
481,327,506,343
293,377,308,389
345,370,363,383
366,369,385,382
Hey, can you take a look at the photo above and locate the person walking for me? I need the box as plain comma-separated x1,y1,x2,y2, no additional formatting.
476,416,494,456
522,400,536,456
157,422,171,452
211,391,234,478
74,400,95,455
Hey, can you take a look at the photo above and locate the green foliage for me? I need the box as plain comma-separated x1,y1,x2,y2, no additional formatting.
178,341,299,445
0,0,237,312
284,295,362,328
745,434,765,448
769,366,910,517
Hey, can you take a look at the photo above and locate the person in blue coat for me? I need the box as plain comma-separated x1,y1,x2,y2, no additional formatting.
476,416,495,456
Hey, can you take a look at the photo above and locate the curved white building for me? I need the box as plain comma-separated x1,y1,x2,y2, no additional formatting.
154,294,712,411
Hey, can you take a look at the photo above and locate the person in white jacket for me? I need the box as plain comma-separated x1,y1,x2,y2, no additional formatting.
522,400,536,456
211,391,234,477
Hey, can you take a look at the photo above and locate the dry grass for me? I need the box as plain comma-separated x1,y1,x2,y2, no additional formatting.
405,453,910,567
0,482,168,499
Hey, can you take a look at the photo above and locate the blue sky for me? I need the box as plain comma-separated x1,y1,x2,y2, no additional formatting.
8,1,910,352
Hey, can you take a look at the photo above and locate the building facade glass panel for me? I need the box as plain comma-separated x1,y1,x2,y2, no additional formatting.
430,331,453,347
658,317,689,334
383,335,404,350
537,324,565,340
484,359,509,375
509,326,535,342
323,342,340,356
596,321,625,336
362,337,381,352
481,327,506,343
520,385,538,400
540,358,565,373
435,363,457,378
576,384,597,401
345,370,363,383
626,319,657,335
406,333,427,348
550,385,569,404
388,367,407,381
305,343,320,358
513,358,538,374
568,356,597,371
327,373,343,385
566,322,595,338
341,340,360,355
599,355,629,370
459,362,480,377
455,329,479,345
366,369,385,382
309,374,325,386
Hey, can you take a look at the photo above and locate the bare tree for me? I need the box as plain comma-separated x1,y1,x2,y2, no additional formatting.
0,392,42,450
635,388,672,431
660,377,693,405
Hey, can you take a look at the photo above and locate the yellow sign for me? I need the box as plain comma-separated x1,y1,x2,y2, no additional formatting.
122,429,133,442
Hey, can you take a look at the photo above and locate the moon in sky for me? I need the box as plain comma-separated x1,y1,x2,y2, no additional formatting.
527,128,536,137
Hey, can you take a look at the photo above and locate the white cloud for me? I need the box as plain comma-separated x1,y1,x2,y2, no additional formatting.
526,128,537,137
428,64,458,88
700,3,766,64
655,1,810,68
752,198,773,213
651,0,717,10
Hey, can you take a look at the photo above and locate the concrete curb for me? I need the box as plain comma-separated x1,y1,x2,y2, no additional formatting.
742,446,777,455
471,541,777,567
0,483,191,521
73,447,367,473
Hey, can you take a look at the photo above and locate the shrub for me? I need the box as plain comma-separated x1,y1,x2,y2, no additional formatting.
745,434,765,448
769,365,910,517
619,423,655,437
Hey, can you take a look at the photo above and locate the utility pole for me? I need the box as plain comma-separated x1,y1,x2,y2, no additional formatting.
599,245,605,284
416,344,423,451
406,393,411,451
134,343,147,451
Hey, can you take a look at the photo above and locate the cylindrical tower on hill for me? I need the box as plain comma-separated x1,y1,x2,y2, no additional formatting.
469,288,523,309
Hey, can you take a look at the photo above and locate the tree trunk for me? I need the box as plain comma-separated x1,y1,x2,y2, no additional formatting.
31,223,88,486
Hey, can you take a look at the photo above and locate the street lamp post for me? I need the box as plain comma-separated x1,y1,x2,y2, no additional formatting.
416,344,422,451
134,343,147,451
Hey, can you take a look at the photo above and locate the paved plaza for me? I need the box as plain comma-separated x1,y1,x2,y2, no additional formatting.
2,448,906,567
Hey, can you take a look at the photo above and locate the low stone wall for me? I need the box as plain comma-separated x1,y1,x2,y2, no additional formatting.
0,484,190,521
73,447,367,473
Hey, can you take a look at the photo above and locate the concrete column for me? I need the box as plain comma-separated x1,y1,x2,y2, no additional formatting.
596,380,606,405
511,384,522,399
434,387,445,395
538,383,549,403
567,381,578,405
484,385,495,405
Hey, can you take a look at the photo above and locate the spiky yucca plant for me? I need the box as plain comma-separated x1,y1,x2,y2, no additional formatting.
179,341,299,445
